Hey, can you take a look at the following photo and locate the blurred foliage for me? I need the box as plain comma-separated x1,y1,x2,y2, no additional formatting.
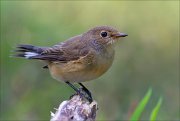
150,96,163,121
130,88,152,121
0,1,179,120
130,88,162,121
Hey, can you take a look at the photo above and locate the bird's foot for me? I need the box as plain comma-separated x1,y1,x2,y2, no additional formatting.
69,88,93,103
78,87,93,103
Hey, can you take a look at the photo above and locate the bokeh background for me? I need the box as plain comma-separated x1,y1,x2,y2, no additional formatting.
0,1,179,120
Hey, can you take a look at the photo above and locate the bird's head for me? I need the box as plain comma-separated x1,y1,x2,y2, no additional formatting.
83,26,128,47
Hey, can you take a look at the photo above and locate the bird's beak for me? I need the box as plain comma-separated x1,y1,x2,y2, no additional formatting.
113,32,128,38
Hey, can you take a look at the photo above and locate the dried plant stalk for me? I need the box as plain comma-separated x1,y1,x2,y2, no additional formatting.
50,95,98,121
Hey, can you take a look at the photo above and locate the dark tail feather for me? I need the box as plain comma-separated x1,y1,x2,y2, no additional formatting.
13,44,43,59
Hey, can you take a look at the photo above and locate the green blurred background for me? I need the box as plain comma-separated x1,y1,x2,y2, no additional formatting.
0,1,179,120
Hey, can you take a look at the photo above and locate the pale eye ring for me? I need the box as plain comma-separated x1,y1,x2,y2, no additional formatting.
100,31,108,38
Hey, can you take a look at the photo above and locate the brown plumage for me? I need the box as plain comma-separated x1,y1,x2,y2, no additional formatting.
14,25,128,102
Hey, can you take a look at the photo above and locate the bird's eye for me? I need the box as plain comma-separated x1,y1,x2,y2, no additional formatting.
100,31,108,38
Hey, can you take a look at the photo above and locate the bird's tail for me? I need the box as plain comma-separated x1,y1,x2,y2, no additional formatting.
13,44,44,59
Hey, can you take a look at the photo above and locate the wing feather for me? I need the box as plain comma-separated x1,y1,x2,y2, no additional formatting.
31,35,89,63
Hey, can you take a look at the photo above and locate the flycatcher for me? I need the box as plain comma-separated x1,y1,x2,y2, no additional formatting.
14,26,128,102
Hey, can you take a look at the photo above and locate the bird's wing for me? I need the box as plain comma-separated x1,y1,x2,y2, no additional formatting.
31,35,90,63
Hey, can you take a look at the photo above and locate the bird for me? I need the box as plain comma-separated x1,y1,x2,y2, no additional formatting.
13,25,128,102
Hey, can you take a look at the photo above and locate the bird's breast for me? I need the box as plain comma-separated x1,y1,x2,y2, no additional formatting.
48,47,115,83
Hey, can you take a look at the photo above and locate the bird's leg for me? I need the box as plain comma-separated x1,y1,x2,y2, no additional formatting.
65,81,92,102
78,83,93,102
65,81,81,96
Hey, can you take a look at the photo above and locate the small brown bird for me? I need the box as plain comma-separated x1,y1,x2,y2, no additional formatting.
14,26,128,102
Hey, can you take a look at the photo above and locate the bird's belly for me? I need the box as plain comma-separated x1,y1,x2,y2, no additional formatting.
49,59,113,83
